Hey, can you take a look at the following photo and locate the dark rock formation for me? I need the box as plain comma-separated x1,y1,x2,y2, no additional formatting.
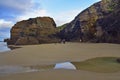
7,17,59,45
116,58,120,63
59,1,103,41
96,0,120,43
96,8,120,43
59,0,120,43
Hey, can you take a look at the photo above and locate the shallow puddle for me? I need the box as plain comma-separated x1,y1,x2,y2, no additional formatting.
0,66,37,75
54,62,76,69
0,62,76,75
1,57,119,75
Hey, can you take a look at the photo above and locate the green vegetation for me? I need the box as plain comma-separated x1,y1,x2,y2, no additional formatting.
108,3,117,12
57,24,67,31
104,0,118,12
72,57,120,73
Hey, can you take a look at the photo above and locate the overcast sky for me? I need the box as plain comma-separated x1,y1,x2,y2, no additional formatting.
0,0,101,41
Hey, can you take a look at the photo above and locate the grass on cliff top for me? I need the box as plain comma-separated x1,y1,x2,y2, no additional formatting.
57,24,67,31
72,57,120,73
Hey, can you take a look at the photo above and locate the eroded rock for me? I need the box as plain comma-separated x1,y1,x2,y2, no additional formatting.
7,17,59,45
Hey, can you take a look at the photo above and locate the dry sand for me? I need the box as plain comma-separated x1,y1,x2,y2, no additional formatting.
0,43,120,80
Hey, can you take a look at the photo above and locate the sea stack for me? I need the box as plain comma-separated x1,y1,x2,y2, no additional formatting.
6,17,59,45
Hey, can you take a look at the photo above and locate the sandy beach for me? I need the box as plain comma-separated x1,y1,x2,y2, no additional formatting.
0,43,120,80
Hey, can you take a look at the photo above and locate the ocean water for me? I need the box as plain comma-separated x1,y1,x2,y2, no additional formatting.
0,42,10,52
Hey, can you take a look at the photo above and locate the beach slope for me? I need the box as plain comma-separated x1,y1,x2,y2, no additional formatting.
0,43,120,80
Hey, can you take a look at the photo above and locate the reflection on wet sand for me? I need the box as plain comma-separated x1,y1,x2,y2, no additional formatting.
1,57,120,75
0,66,37,75
29,65,55,70
0,62,75,75
54,62,76,69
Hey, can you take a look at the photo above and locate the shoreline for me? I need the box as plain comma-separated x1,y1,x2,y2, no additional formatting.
7,45,22,50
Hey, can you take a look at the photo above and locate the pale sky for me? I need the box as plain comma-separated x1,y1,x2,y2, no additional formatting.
0,0,101,41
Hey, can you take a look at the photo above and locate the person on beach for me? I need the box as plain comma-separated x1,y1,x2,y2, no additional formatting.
62,39,66,44
60,39,66,44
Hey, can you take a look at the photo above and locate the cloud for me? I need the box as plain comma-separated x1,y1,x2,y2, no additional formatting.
16,8,82,26
0,0,48,22
0,0,33,12
0,27,10,40
96,0,101,1
0,31,10,38
53,9,82,26
0,19,14,28
0,0,42,21
16,9,50,21
0,0,88,26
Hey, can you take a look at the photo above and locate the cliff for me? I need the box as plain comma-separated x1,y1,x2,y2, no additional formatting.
59,0,120,43
96,7,120,43
7,17,59,45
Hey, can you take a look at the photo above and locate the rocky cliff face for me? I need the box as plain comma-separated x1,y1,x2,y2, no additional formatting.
59,0,120,43
96,5,120,43
7,17,59,45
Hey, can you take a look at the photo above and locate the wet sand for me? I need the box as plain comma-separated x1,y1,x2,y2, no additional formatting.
1,69,120,80
0,43,120,80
